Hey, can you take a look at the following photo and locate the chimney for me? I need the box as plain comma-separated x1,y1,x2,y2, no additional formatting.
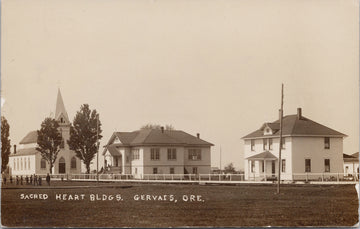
13,145,16,154
297,108,302,119
197,133,200,138
161,126,164,133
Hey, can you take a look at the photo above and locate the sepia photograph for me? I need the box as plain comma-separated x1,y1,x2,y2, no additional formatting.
1,0,359,227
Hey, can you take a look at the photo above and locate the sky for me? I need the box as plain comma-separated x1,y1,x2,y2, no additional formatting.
1,0,359,171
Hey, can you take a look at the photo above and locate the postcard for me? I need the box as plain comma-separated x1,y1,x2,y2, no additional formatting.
1,0,359,227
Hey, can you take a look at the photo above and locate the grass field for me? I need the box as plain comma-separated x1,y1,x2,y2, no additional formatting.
1,181,358,227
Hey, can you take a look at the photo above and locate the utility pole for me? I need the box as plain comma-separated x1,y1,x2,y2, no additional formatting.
96,114,99,184
220,146,222,174
277,84,284,194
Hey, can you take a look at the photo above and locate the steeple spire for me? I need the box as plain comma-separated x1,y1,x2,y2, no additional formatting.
55,88,70,124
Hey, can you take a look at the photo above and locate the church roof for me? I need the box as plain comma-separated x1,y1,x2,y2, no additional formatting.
55,89,70,123
10,147,39,156
243,109,346,139
19,131,38,144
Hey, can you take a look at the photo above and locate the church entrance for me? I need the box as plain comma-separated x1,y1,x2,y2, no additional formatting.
59,157,66,174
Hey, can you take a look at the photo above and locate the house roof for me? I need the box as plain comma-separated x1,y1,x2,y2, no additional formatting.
103,129,213,154
343,153,359,162
106,145,121,156
243,113,346,139
246,151,277,160
10,148,39,157
352,152,359,158
19,131,38,144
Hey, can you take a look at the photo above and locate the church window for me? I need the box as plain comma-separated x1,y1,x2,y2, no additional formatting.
41,159,46,169
71,157,76,169
60,137,65,149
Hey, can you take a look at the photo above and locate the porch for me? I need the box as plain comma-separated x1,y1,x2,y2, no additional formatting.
246,151,278,181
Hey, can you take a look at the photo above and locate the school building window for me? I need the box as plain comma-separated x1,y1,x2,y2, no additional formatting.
153,167,158,174
150,148,160,160
170,168,175,174
324,137,330,149
305,159,311,172
324,159,330,172
167,148,177,160
188,149,201,160
281,159,286,173
41,158,46,169
251,140,255,151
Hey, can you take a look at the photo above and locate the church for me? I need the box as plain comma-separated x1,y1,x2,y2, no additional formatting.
8,90,81,176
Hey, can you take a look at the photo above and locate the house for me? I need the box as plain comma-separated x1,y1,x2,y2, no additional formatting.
8,90,81,176
242,108,346,181
102,128,213,178
343,152,359,177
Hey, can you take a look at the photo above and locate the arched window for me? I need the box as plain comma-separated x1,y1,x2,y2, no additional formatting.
41,158,46,169
59,157,66,174
71,157,76,169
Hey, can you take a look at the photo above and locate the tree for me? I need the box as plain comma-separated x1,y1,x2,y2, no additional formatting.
140,123,175,130
224,163,236,174
68,104,102,174
36,118,62,174
1,116,11,173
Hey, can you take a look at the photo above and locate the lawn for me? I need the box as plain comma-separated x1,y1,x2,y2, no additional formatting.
1,181,358,227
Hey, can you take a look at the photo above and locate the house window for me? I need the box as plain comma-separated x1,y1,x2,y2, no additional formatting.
170,168,175,174
150,148,160,160
305,159,311,172
251,140,255,151
41,158,46,169
132,149,140,160
71,157,76,169
324,137,330,149
324,159,330,172
251,161,255,173
135,168,138,174
281,159,286,173
192,167,198,174
281,138,286,149
263,139,267,150
153,167,158,174
167,148,177,160
269,139,273,150
188,149,201,160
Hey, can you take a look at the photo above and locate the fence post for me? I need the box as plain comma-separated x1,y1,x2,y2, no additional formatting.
337,173,339,182
190,174,192,181
306,173,308,182
322,173,324,182
209,174,211,181
219,174,221,181
230,174,232,181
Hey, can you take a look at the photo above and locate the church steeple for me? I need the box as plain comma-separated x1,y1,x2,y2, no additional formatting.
55,89,70,124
